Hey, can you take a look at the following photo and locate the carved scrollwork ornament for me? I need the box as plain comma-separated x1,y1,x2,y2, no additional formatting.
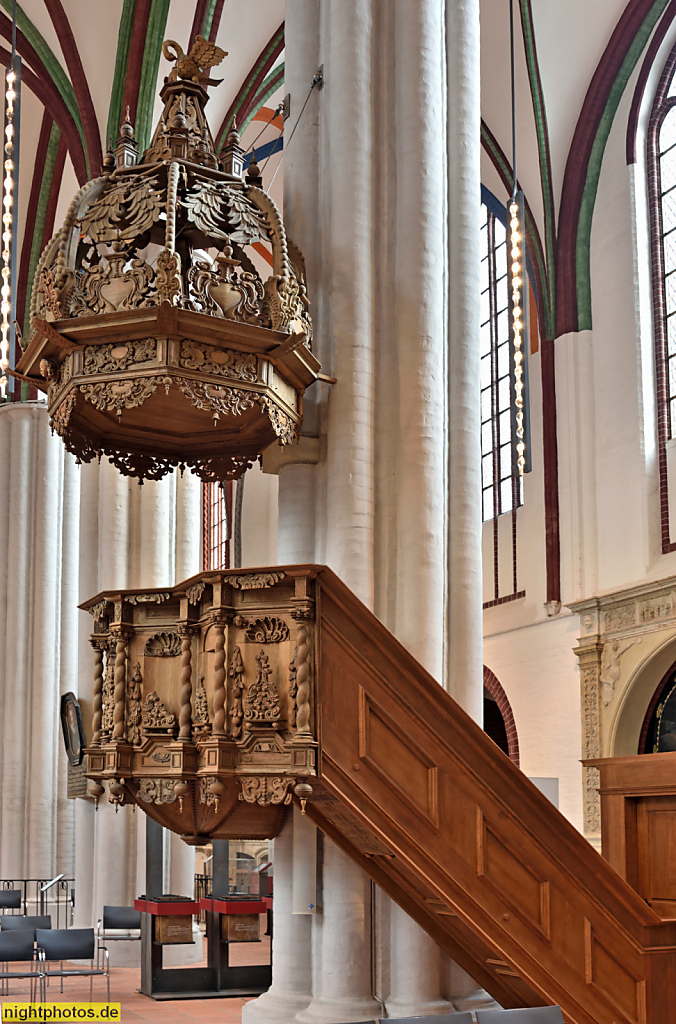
141,691,176,733
229,572,285,590
138,778,177,804
238,776,293,805
80,376,159,420
186,580,206,605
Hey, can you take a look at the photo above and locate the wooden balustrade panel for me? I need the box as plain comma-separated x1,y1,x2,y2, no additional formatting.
309,568,676,1024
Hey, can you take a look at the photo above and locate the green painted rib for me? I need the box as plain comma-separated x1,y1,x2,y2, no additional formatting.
519,0,556,340
135,0,170,154
215,24,284,151
575,0,669,331
240,63,284,132
201,0,218,40
22,120,61,339
106,0,136,150
0,0,87,173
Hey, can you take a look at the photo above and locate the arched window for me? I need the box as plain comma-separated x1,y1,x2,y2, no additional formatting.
480,194,524,524
202,481,233,570
648,45,676,552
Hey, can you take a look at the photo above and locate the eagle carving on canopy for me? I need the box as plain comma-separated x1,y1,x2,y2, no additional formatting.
162,35,228,87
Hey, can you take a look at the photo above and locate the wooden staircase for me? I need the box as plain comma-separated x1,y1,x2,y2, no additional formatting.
306,568,676,1024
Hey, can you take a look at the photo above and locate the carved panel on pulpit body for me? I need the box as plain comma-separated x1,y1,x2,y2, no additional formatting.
82,568,317,841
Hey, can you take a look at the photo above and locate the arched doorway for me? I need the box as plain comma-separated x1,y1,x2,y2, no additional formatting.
483,666,520,766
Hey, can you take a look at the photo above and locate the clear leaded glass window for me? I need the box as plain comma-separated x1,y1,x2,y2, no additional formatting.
202,481,232,570
480,202,523,523
659,107,676,436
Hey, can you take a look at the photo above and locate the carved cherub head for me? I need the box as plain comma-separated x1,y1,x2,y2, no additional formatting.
39,357,58,381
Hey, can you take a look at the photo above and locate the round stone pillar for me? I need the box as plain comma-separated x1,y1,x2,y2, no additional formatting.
296,839,380,1024
242,817,313,1024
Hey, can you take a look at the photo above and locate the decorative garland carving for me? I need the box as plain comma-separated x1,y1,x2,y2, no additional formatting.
229,572,285,590
89,599,109,621
179,340,257,381
243,649,281,725
38,266,62,319
244,616,289,644
138,778,177,804
126,661,143,745
80,377,159,418
141,691,176,733
144,631,181,657
581,666,601,835
175,377,257,418
262,397,299,445
151,750,171,763
50,393,77,436
156,248,182,305
83,338,157,374
288,650,297,731
101,638,115,740
193,675,211,733
229,645,244,739
238,776,293,805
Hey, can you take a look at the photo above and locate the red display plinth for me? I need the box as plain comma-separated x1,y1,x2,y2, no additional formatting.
199,898,267,915
134,898,201,916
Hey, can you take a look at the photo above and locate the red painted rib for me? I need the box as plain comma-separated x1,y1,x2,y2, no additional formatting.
43,0,102,173
120,0,152,130
556,0,656,335
16,110,53,337
627,1,676,164
0,33,86,183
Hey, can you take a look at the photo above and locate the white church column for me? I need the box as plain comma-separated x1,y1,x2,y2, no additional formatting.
73,460,100,930
322,0,375,609
245,1,321,1020
297,2,380,1022
297,839,380,1024
91,461,135,928
27,409,64,879
55,450,81,878
243,818,313,1024
0,406,34,879
385,1,453,1016
446,0,484,722
444,0,498,1012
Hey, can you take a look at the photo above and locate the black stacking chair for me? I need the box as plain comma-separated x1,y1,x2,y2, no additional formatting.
36,928,109,1002
1,915,52,936
475,1009,565,1023
0,929,41,999
96,905,141,947
0,890,22,914
383,1015,473,1023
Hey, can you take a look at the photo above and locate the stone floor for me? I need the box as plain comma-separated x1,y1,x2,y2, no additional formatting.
0,934,270,1023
